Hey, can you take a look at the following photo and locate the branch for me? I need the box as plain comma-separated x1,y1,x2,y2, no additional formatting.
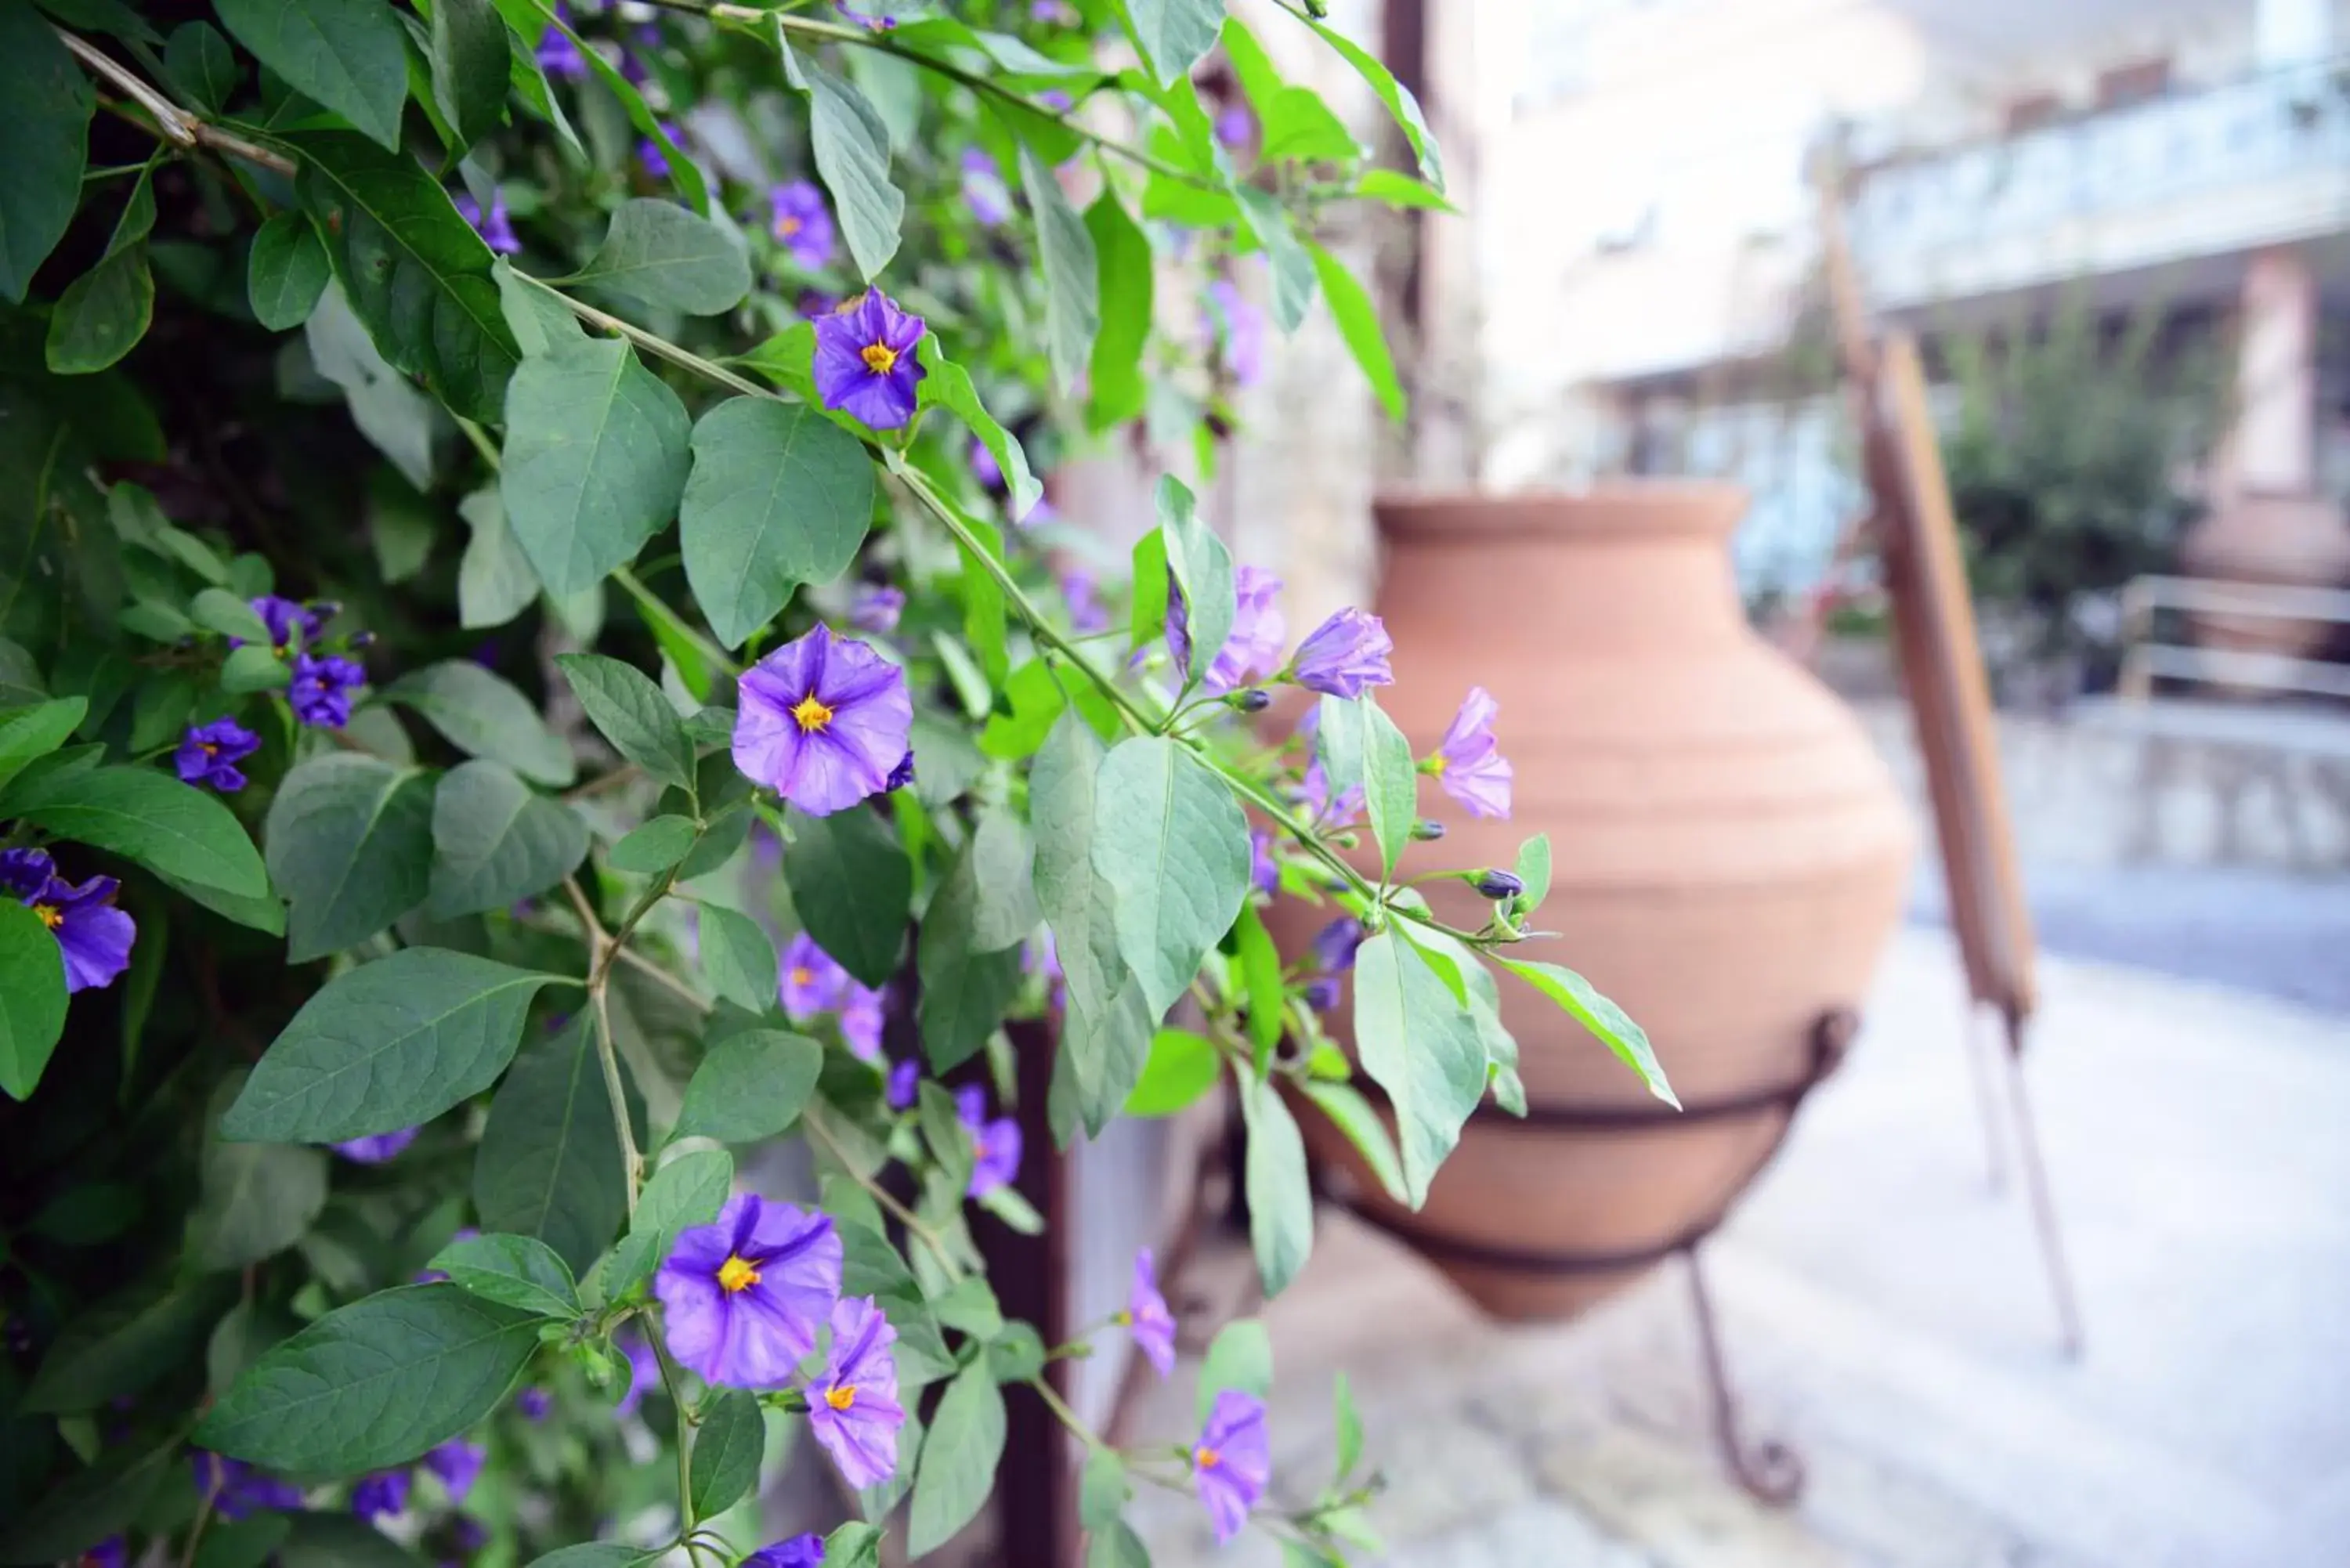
56,28,296,174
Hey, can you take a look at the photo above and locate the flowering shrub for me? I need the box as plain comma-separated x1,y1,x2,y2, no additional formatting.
0,2,1672,1566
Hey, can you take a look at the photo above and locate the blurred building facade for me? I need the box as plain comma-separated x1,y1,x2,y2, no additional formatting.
1460,0,2350,598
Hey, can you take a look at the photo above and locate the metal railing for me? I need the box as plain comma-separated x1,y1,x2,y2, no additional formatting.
2117,574,2350,703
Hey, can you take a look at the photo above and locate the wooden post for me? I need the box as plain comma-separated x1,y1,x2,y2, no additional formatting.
985,1017,1076,1566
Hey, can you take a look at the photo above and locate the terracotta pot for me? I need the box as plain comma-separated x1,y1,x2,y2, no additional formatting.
1278,484,1914,1321
2179,490,2350,665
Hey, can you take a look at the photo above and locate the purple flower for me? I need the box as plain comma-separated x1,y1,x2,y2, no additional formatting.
655,1193,843,1388
423,1439,484,1503
515,1386,552,1421
613,1336,663,1420
1206,565,1286,695
332,1126,420,1164
746,1536,826,1568
175,717,259,793
734,624,913,816
849,585,904,634
808,1295,905,1488
885,1059,919,1111
1038,89,1074,112
1214,103,1255,150
350,1469,410,1522
840,982,884,1060
812,289,927,431
455,190,522,256
23,873,135,994
1031,0,1078,21
957,1088,1022,1198
290,652,367,728
768,181,837,271
534,4,586,78
1192,1390,1271,1544
797,290,840,318
969,433,1004,490
1303,974,1340,1011
1297,761,1363,832
414,1226,476,1284
1247,829,1277,897
961,147,1012,227
1126,1248,1177,1378
779,930,850,1021
77,1539,125,1568
248,594,322,650
833,1,896,30
1288,609,1393,699
193,1454,306,1520
1312,916,1364,974
1206,280,1264,387
1,847,55,898
1432,685,1511,819
1060,570,1108,634
639,122,684,181
885,750,915,793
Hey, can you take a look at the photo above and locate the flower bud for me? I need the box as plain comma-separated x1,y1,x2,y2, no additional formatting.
1473,869,1524,901
1412,818,1445,841
1227,687,1272,713
309,600,343,620
347,629,378,649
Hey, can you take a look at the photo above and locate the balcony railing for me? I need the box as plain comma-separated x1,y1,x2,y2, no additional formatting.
1848,58,2350,309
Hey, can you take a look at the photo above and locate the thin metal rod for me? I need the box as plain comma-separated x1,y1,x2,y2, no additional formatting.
1965,1003,2008,1194
1998,1010,2085,1358
1684,1247,1805,1505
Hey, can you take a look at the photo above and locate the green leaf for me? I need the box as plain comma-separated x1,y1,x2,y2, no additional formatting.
822,1523,882,1568
425,1232,582,1318
916,344,1042,522
0,697,87,795
797,56,903,280
1352,932,1488,1205
428,760,588,918
955,515,1008,689
1232,186,1316,334
1195,1317,1271,1422
0,1436,173,1564
1079,1446,1129,1532
164,21,242,113
1306,240,1403,422
1513,833,1552,914
1116,0,1224,86
263,753,436,960
782,804,909,991
1359,697,1417,877
1259,86,1359,164
1087,1522,1152,1568
555,652,696,793
1084,191,1152,433
46,246,154,374
499,0,705,211
1289,9,1444,190
835,1222,953,1382
1333,1371,1363,1480
522,1549,653,1568
1123,1028,1218,1117
223,947,563,1142
1018,144,1099,392
1353,167,1454,211
916,820,1032,1071
698,902,776,1013
304,277,439,491
679,396,875,649
190,587,273,644
188,1086,330,1269
609,814,696,874
673,1028,821,1143
495,256,584,356
450,487,537,628
689,1388,765,1518
906,1361,1007,1555
196,1284,541,1476
475,1017,627,1275
633,1147,731,1241
570,199,750,316
500,337,691,598
427,0,510,150
1091,736,1249,1019
215,0,409,149
1234,901,1284,1064
10,763,269,898
1158,475,1233,685
248,211,331,331
24,1277,233,1412
196,1515,295,1568
291,130,519,423
1299,1079,1405,1204
1495,956,1676,1107
1032,712,1152,1136
0,2,94,304
1238,1072,1312,1297
385,659,575,788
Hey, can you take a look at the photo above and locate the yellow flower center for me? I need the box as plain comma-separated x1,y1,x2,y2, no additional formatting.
34,903,63,930
860,341,898,375
778,215,803,237
716,1255,761,1293
791,693,834,734
790,965,814,989
1426,752,1446,775
1194,1445,1221,1471
825,1383,857,1411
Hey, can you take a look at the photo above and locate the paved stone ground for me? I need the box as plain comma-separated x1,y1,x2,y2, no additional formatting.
1125,930,2350,1568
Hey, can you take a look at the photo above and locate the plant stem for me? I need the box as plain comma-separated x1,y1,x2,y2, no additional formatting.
566,876,646,1211
611,565,743,678
515,268,772,399
57,27,297,174
801,1107,967,1281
